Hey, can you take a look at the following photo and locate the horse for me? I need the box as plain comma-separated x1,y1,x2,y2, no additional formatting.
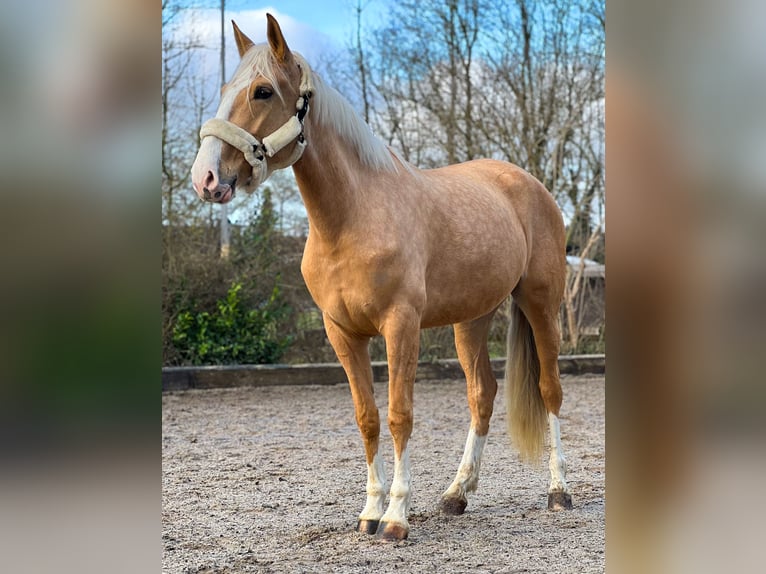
191,14,572,541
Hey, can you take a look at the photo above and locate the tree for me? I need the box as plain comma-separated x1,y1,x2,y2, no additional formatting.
162,1,216,259
363,0,484,166
357,0,604,252
481,0,604,252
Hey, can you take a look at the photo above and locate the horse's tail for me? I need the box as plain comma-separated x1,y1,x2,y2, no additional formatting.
505,300,547,463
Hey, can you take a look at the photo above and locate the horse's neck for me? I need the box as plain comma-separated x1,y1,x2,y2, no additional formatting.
291,121,376,242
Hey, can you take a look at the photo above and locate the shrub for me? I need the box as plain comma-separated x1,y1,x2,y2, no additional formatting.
172,282,292,365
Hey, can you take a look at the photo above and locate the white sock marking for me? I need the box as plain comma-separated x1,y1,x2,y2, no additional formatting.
380,446,411,527
443,427,487,500
548,413,569,493
358,454,386,522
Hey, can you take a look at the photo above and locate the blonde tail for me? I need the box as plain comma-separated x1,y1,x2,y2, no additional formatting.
505,300,547,463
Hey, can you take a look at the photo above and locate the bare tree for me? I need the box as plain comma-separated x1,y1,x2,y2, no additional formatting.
563,223,604,350
162,0,217,266
364,0,484,166
353,0,372,124
481,0,604,252
358,0,604,241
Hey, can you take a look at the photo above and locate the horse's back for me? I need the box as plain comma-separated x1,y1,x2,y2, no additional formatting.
451,158,566,266
419,158,564,263
426,158,559,218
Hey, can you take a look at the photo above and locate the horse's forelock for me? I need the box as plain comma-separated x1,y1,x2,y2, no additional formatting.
229,44,288,104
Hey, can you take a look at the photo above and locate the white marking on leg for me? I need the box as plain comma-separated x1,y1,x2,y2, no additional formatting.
380,446,411,527
548,413,569,493
358,454,386,522
443,427,487,500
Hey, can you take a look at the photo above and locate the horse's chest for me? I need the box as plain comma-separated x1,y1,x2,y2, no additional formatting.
301,254,352,306
300,244,407,332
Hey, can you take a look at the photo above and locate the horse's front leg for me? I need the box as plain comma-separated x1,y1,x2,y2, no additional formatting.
323,315,385,534
377,305,421,541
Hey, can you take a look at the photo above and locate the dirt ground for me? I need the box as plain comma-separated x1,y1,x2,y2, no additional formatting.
162,375,604,573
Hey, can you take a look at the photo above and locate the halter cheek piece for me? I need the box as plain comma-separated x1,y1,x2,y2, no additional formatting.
199,54,314,185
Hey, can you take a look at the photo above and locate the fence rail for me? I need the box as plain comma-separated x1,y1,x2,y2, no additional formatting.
162,354,605,392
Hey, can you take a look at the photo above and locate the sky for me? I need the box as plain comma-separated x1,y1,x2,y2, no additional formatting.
180,1,384,72
227,0,363,42
217,0,362,38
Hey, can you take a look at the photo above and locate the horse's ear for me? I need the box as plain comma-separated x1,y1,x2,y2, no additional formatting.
231,20,254,58
266,13,292,62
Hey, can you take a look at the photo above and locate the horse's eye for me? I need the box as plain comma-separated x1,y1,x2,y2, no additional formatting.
253,86,273,100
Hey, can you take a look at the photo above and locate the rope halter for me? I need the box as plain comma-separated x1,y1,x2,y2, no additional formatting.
199,53,314,188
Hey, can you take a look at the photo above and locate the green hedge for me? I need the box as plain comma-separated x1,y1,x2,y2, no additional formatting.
171,281,292,365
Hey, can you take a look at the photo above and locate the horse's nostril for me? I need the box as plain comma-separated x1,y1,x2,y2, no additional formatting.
214,191,222,199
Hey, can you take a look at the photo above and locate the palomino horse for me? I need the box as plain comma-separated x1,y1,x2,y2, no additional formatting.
191,15,572,541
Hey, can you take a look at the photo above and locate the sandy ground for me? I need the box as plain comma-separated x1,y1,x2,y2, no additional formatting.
162,375,604,573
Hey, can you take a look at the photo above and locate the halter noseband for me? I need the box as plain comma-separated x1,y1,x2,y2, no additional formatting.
199,53,314,186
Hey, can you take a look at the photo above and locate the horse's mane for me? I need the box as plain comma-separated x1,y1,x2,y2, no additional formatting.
231,44,398,173
310,74,398,172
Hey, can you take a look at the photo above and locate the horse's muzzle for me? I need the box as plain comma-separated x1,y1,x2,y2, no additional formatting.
193,173,236,204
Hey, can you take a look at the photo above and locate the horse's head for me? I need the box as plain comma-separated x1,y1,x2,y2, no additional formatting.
191,15,313,204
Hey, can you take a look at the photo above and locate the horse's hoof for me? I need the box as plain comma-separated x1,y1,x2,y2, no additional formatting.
548,491,573,510
375,521,409,541
356,519,379,535
440,496,468,515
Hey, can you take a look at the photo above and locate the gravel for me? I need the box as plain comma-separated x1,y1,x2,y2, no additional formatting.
163,374,604,573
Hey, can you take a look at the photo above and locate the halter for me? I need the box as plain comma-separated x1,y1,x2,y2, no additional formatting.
199,53,314,186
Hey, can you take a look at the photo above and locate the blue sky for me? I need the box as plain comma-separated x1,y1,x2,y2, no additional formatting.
240,0,362,42
174,1,386,92
188,1,380,53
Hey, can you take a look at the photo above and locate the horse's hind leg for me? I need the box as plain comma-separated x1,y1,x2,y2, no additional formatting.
514,283,573,510
441,309,498,515
323,314,386,534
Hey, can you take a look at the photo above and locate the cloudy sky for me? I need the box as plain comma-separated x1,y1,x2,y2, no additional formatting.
175,1,384,84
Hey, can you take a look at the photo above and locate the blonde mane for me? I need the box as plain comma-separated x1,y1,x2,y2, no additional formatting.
230,44,397,173
309,74,397,172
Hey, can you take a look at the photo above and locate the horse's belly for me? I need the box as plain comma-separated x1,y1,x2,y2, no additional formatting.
421,235,526,327
421,266,520,327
